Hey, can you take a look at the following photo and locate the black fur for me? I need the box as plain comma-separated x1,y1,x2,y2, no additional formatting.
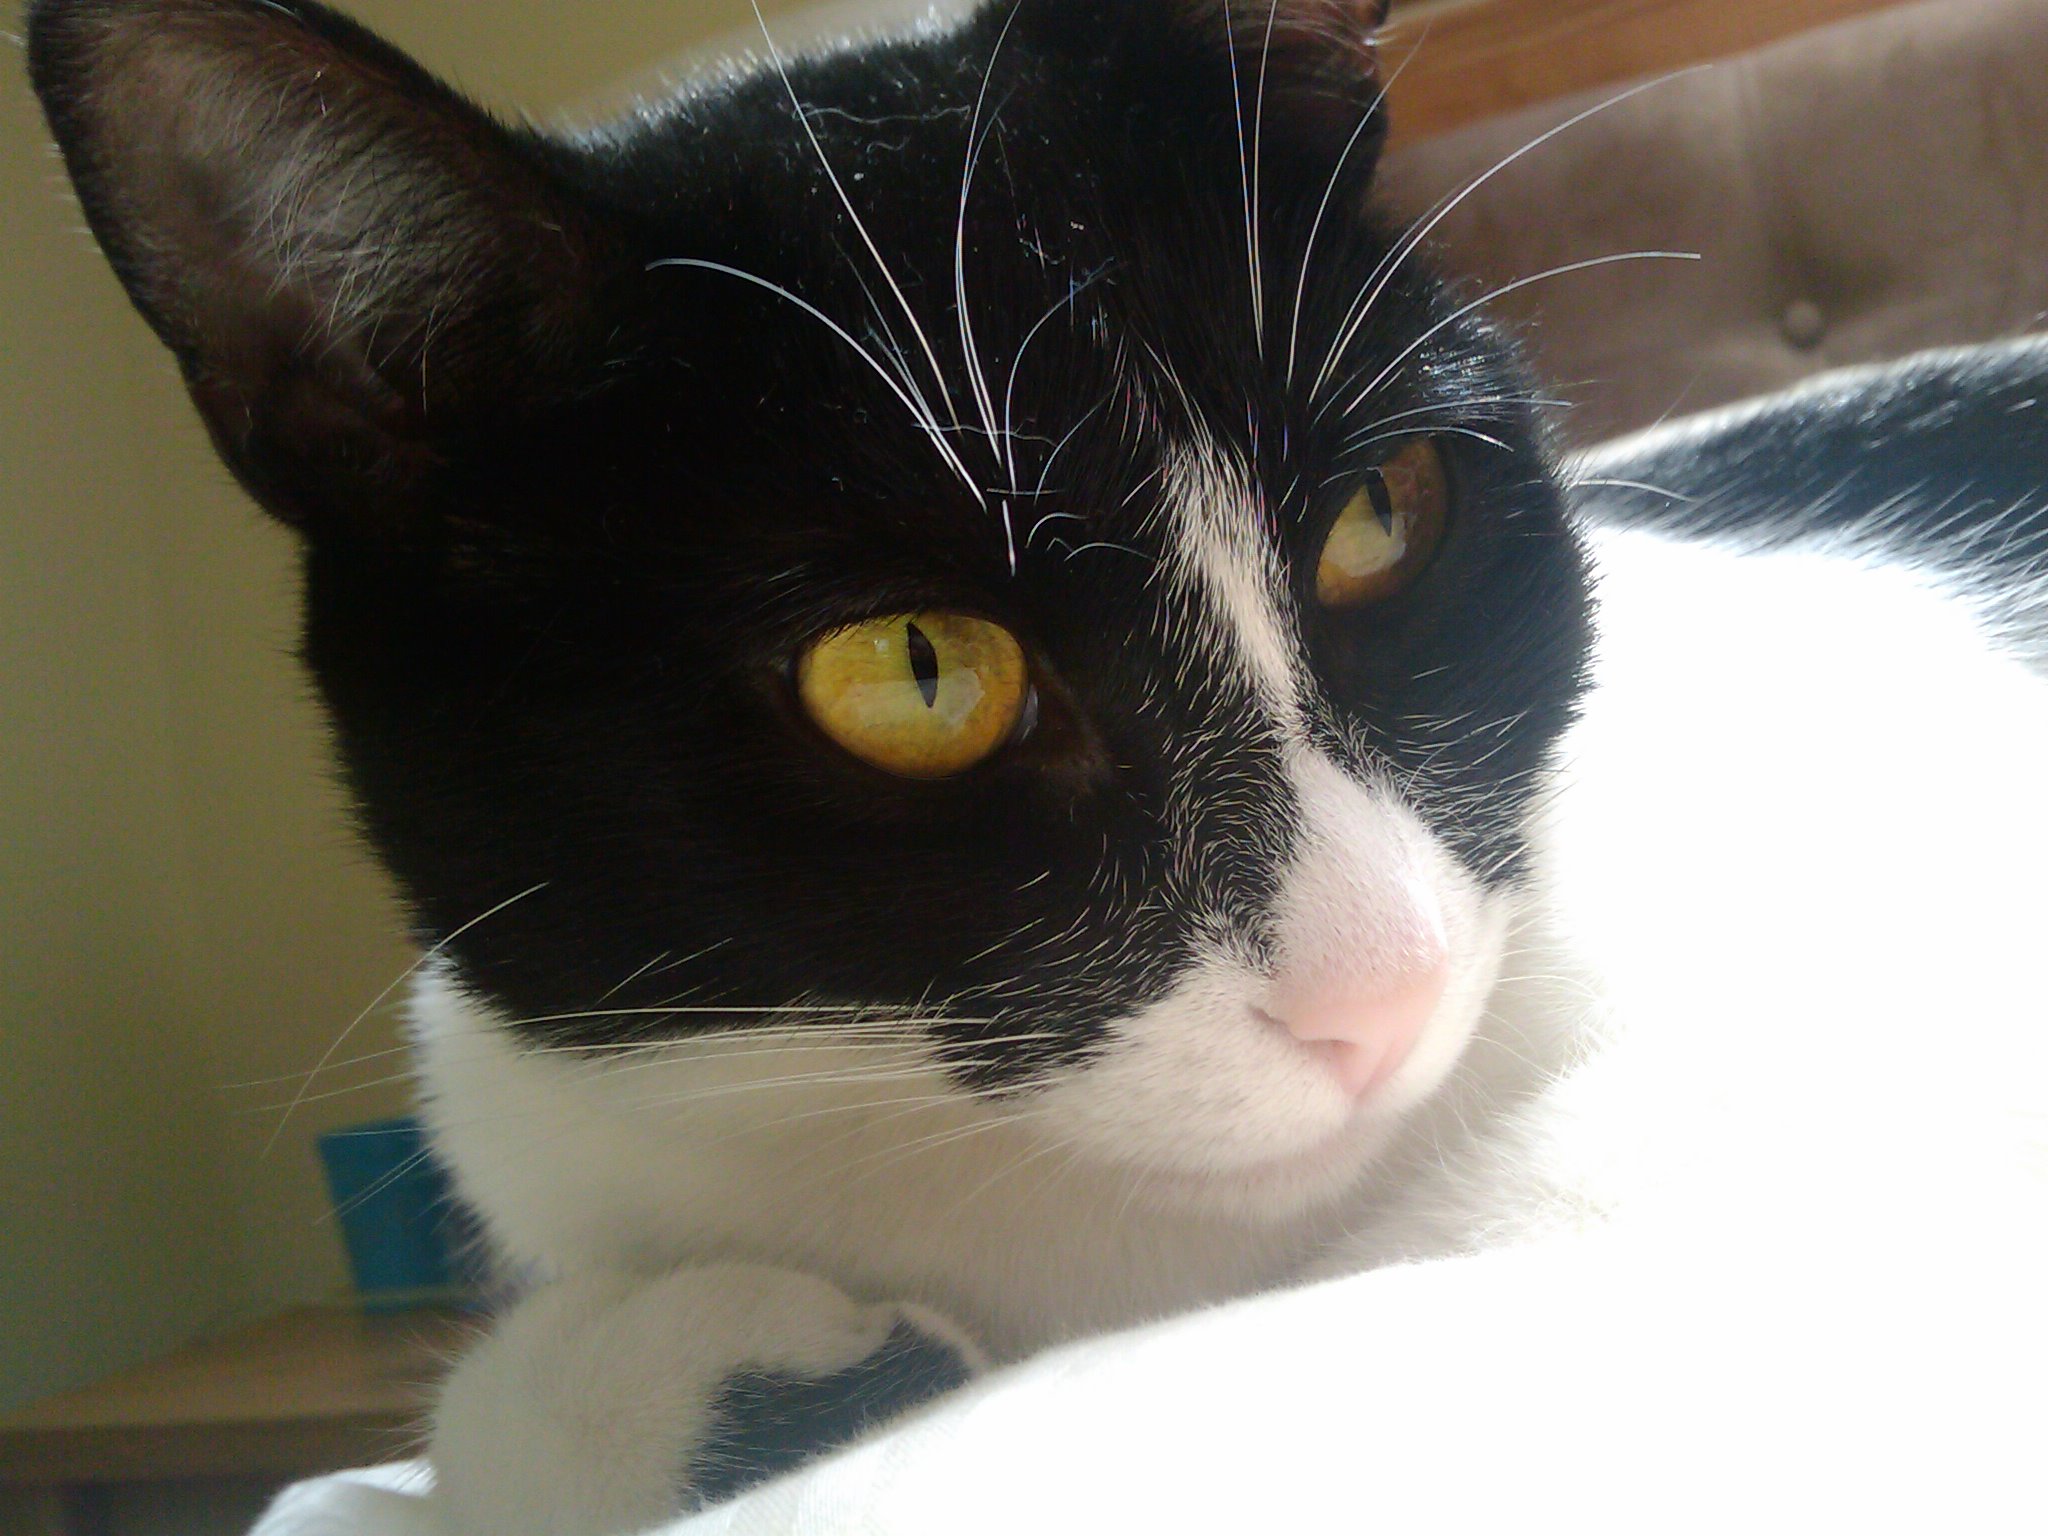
687,1320,974,1506
1581,335,2048,596
27,0,1592,1085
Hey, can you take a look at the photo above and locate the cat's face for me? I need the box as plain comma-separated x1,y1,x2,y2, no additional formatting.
31,0,1589,1220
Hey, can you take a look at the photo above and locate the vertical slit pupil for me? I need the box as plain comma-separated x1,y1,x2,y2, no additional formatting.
1365,472,1397,536
906,622,941,708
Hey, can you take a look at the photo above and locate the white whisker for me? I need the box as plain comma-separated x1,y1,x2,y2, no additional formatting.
941,1126,1083,1216
1223,3,1260,351
1285,21,1427,387
605,1029,1065,1074
1341,423,1516,459
598,951,672,1003
219,1041,414,1093
1347,393,1569,438
638,1066,960,1112
955,1,1026,470
647,258,983,495
834,1103,1051,1183
1248,0,1281,359
1340,251,1701,420
496,1003,1000,1033
696,1090,967,1150
263,881,547,1158
246,1067,431,1116
1311,69,1706,400
848,260,959,445
1573,475,1698,503
745,0,972,487
1030,392,1110,508
317,1146,436,1230
1003,266,1109,494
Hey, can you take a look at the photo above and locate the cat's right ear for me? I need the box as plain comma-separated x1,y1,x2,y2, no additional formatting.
1028,0,1393,161
27,0,613,543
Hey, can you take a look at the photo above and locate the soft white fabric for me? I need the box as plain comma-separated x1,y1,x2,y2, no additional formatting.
256,1231,2042,1535
254,1463,441,1536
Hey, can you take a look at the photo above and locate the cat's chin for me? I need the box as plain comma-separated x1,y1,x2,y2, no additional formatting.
1113,1109,1406,1224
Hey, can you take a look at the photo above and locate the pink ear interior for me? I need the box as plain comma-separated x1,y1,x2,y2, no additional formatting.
51,3,589,387
29,0,605,534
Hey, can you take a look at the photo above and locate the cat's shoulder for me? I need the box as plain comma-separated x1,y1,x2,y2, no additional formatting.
1572,336,2048,598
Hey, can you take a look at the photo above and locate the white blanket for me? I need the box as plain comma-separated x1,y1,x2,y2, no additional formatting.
254,1237,2041,1535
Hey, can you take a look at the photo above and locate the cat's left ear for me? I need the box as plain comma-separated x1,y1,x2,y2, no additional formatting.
1180,0,1390,96
27,0,615,542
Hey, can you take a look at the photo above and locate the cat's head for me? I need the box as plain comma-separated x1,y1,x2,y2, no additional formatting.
30,0,1590,1220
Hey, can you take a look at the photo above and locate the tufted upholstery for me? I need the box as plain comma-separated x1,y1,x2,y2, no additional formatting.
1380,0,2048,444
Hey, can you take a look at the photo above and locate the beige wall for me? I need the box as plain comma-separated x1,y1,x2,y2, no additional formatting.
0,0,936,1414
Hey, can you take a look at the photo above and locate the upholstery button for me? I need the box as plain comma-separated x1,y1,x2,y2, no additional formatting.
1782,299,1827,350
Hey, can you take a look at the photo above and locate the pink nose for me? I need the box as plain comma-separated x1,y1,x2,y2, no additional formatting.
1266,963,1451,1098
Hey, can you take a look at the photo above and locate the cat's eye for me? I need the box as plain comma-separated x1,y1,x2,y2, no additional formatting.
797,612,1030,779
1315,438,1450,608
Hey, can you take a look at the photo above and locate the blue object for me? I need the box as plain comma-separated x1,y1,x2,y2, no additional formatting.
317,1116,479,1310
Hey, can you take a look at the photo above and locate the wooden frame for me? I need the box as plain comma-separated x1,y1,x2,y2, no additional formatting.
0,1308,466,1487
1383,0,1924,140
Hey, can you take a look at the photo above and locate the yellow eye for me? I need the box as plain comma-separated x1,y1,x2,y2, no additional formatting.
797,612,1029,779
1316,437,1450,607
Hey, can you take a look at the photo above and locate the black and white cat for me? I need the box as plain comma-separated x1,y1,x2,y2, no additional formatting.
27,0,2047,1531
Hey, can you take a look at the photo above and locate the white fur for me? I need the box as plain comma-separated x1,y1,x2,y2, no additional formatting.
420,507,2048,1532
433,1266,984,1536
1030,750,1500,1223
1161,445,1308,730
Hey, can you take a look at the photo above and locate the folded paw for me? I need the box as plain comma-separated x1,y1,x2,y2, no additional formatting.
431,1265,983,1536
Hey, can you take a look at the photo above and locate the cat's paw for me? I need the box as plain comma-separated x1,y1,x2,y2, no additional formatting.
430,1265,983,1536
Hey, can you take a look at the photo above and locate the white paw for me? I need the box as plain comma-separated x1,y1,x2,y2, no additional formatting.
430,1265,983,1536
